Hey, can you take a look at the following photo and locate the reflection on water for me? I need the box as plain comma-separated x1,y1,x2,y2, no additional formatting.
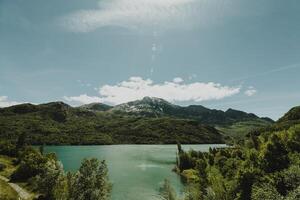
44,144,226,200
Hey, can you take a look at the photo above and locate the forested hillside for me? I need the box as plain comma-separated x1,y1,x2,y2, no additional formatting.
0,102,224,144
174,106,300,200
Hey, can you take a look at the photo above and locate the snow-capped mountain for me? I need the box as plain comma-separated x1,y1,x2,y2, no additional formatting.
110,97,180,116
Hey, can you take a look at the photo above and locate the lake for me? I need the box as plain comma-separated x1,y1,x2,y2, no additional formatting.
44,144,226,200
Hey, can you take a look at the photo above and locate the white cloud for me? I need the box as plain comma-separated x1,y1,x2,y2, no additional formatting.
64,77,240,105
60,0,234,32
0,96,23,107
244,87,257,97
64,94,102,105
173,77,184,83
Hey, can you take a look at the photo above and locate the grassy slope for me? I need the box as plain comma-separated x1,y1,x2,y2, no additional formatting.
0,179,19,200
0,155,17,178
0,155,36,199
0,155,19,199
216,119,272,140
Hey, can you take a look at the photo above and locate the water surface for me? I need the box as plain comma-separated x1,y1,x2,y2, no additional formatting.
45,144,226,200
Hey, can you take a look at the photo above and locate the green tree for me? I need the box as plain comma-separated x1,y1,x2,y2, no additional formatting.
159,179,177,200
285,186,300,200
196,159,208,195
16,132,27,150
36,160,68,200
251,183,283,200
260,135,289,173
11,147,47,181
69,158,111,200
39,145,45,155
235,167,261,200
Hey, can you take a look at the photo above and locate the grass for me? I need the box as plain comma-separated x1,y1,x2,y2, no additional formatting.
216,119,272,140
0,155,17,178
0,155,36,199
0,179,19,200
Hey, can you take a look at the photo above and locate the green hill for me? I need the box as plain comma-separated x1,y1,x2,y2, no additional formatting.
0,102,224,145
94,97,273,140
0,98,275,145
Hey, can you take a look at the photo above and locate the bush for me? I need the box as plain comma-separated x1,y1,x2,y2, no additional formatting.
251,183,283,200
0,163,6,171
11,147,47,181
67,158,111,200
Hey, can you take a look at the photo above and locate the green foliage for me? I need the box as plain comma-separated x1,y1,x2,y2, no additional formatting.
285,186,300,200
11,147,48,181
278,106,300,123
35,160,68,200
68,159,111,200
0,179,19,200
260,134,289,173
159,179,177,200
177,121,300,200
0,102,224,145
251,183,283,200
0,140,16,156
1,142,112,200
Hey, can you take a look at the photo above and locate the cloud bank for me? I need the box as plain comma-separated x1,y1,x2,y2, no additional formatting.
0,96,23,107
61,0,196,32
60,0,237,32
64,77,240,105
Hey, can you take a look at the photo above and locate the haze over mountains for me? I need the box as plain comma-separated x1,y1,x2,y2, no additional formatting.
0,97,276,145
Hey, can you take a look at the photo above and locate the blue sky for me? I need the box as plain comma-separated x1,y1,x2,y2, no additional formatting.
0,0,300,119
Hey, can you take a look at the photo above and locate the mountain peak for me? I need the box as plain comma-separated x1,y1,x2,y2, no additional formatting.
79,103,113,112
140,96,171,105
111,97,177,116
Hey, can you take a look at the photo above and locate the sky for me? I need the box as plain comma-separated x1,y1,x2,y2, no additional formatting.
0,0,300,120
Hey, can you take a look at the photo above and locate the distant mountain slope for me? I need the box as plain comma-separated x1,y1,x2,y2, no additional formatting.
79,103,113,111
107,97,273,126
246,105,300,138
278,106,300,123
0,102,224,145
103,97,273,139
0,97,275,144
261,105,300,132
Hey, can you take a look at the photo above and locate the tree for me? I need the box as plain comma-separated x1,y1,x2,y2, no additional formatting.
196,159,208,195
251,183,283,200
11,147,47,181
261,135,289,173
235,167,261,200
36,160,68,200
16,132,27,150
69,158,111,200
159,179,177,200
39,145,45,155
206,167,229,200
285,186,300,200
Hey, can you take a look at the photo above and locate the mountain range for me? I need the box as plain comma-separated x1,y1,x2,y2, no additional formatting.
82,97,273,124
0,97,277,145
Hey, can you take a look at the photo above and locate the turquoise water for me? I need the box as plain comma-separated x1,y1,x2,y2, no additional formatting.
44,144,226,200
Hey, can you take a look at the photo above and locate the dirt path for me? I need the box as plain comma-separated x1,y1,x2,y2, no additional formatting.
0,175,32,200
